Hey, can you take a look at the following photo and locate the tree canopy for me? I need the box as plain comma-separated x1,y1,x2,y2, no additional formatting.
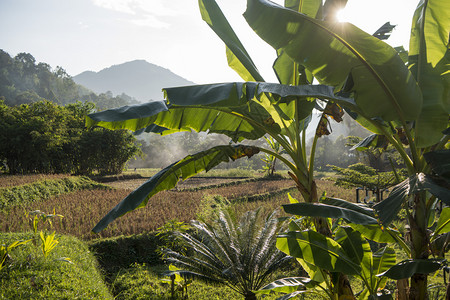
0,100,140,175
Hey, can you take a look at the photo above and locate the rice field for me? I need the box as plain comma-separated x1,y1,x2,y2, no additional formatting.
0,175,355,240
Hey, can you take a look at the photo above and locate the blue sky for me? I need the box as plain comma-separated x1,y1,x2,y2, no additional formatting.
0,0,418,84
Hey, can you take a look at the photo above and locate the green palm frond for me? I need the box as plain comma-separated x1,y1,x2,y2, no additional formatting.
164,209,291,297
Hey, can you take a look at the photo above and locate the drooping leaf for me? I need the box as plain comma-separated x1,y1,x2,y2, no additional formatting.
199,0,264,82
377,259,443,280
256,277,318,295
374,173,450,226
424,149,450,178
434,207,450,236
350,134,389,151
409,0,450,147
373,22,396,41
277,230,361,275
244,0,422,122
92,144,260,232
282,202,377,225
334,227,372,280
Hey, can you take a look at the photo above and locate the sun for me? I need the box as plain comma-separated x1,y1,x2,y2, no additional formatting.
336,8,350,23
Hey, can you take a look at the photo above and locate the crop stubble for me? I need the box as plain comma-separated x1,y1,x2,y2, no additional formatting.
0,178,354,240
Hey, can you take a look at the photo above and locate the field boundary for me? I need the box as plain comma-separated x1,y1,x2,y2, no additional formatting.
177,176,289,192
230,186,298,203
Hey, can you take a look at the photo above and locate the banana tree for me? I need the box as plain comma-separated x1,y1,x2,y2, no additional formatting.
86,0,351,234
86,0,361,298
86,0,449,299
240,0,449,299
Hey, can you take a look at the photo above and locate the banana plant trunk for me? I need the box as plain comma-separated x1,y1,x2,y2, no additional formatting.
409,193,430,300
303,179,356,300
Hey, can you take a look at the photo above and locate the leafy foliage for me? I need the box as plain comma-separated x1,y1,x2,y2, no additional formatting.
0,100,140,175
330,162,405,191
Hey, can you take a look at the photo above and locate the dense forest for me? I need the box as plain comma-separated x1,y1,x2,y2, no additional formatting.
0,50,142,175
0,50,137,109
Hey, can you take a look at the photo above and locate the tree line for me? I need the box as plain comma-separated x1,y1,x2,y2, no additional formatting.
0,100,140,175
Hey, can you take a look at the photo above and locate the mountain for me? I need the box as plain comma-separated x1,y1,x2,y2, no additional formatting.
73,60,194,102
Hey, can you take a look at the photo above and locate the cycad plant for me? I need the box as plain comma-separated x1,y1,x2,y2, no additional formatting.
163,209,292,300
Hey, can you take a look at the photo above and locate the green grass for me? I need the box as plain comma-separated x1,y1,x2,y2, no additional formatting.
0,232,112,299
110,263,306,300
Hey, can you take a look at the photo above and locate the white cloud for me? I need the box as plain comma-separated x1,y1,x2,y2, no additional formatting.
92,0,180,28
130,15,170,28
92,0,136,14
92,0,179,16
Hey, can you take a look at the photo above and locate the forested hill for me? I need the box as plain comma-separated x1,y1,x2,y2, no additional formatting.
73,60,194,102
0,50,137,109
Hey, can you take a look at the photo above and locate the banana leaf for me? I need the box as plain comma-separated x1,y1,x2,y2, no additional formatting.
92,144,260,233
87,82,355,142
256,277,318,295
244,0,422,122
374,173,450,226
282,202,377,225
377,259,443,280
424,149,450,178
199,0,264,82
277,230,361,275
283,196,377,225
434,207,450,236
409,0,450,147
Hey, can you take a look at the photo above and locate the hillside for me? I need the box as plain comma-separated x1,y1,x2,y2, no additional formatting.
73,60,194,102
0,50,137,109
